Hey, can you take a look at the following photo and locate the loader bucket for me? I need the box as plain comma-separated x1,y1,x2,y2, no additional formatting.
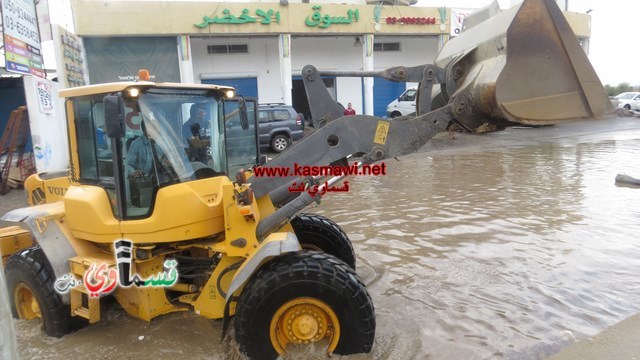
434,0,613,131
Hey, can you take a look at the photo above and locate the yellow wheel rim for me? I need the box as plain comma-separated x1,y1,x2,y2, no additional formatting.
14,283,41,320
269,297,341,355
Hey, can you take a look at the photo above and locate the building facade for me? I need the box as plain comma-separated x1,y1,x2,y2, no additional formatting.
71,0,591,118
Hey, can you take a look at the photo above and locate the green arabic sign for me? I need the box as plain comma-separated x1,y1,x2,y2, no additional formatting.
305,6,359,28
195,8,280,27
194,6,359,29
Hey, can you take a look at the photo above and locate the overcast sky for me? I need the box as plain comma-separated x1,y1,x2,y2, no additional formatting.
417,0,639,86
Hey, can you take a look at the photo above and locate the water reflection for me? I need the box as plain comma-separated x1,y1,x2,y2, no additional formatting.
314,136,640,359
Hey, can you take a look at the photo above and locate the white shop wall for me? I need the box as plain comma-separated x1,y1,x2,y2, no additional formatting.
373,36,440,89
292,36,440,112
191,35,440,112
292,37,367,113
371,36,440,116
191,37,283,103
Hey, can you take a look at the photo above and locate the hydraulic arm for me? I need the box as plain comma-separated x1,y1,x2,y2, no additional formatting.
251,0,614,239
251,65,457,239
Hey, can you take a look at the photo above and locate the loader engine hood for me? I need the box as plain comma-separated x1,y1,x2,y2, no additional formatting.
435,0,613,131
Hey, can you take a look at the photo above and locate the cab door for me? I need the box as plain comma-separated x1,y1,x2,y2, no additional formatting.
64,95,122,243
223,97,259,175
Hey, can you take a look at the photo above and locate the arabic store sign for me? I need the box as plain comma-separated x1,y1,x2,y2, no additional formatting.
305,6,358,28
194,6,358,29
195,8,280,27
1,0,44,77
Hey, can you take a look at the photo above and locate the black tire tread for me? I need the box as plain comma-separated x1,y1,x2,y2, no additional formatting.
291,213,356,269
5,246,72,337
234,251,375,359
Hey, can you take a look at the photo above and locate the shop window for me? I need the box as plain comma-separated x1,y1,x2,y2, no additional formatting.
207,44,249,54
373,42,401,52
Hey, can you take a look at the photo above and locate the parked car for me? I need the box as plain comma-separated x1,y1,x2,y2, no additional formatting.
613,92,640,110
258,103,304,153
386,87,417,118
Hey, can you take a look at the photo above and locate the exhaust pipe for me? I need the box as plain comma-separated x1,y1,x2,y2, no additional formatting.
435,0,613,131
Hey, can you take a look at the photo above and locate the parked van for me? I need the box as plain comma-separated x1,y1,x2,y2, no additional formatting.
386,87,417,118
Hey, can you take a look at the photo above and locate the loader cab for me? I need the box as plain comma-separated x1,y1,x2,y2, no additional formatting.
65,84,258,220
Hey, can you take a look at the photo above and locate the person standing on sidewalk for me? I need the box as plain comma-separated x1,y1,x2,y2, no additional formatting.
344,103,356,116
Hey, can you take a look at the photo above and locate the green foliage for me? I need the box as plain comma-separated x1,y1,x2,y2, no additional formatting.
604,83,639,97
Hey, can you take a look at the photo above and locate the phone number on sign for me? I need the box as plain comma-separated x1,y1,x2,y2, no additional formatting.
386,17,437,25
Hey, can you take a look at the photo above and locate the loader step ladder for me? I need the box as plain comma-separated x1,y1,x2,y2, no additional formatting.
0,107,35,195
68,256,113,324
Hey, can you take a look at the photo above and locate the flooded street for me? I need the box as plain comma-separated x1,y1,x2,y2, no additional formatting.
9,118,640,359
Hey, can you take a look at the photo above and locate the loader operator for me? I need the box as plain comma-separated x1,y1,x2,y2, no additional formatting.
127,135,160,178
182,104,210,163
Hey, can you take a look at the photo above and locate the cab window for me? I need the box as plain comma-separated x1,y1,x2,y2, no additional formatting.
71,95,120,216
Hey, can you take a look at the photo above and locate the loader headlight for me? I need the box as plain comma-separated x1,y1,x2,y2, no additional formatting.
226,90,235,99
128,88,140,98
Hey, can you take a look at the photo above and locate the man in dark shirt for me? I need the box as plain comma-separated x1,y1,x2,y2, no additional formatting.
182,104,210,162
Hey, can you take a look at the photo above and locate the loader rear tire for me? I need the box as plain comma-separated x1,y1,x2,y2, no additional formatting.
291,214,356,269
5,247,72,337
234,251,375,360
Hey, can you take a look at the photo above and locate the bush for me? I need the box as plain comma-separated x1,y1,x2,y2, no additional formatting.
604,83,639,97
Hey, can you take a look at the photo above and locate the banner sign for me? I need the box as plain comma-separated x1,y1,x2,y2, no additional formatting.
52,25,89,88
23,76,69,172
84,37,180,84
1,0,44,77
36,79,53,114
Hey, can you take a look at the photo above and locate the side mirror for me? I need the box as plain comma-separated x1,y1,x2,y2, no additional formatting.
103,95,125,138
238,97,249,130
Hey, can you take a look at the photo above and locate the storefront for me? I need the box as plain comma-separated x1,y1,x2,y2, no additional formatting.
71,0,591,118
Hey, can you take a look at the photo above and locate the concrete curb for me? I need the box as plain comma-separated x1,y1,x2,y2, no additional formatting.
546,313,640,360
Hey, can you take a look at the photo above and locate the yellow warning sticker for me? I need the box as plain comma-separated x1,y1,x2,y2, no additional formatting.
374,121,390,145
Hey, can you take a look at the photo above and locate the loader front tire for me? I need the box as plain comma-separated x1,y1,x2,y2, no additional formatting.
234,251,375,360
291,213,356,269
5,247,72,337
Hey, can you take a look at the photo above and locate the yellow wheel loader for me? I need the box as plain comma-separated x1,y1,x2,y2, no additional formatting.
0,0,613,358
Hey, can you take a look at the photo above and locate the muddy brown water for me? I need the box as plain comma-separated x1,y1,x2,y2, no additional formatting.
7,118,640,359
